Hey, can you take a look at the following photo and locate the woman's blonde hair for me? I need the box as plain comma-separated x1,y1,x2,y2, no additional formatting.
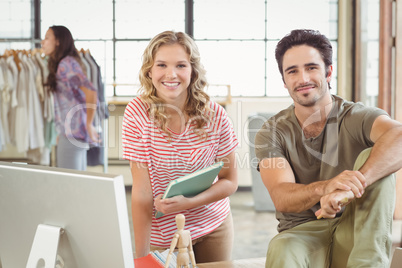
138,31,212,138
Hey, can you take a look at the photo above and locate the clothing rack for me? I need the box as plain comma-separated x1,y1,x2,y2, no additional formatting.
0,48,108,173
0,48,53,165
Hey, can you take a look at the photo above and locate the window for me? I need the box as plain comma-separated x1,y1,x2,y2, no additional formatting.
115,0,185,39
195,0,338,97
0,0,31,38
0,0,31,52
0,0,338,97
357,0,380,107
41,0,113,39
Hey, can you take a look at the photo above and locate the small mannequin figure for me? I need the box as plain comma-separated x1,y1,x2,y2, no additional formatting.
165,214,197,268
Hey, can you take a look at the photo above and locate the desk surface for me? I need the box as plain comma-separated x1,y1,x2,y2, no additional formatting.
197,257,265,268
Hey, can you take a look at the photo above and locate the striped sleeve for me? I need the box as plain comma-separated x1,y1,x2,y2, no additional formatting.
121,97,149,163
211,102,238,158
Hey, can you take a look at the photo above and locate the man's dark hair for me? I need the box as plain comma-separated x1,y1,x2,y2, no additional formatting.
275,29,333,83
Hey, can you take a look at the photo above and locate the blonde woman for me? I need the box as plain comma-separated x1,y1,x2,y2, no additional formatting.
122,31,238,263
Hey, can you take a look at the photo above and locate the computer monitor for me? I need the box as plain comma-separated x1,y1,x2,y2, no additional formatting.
0,161,134,268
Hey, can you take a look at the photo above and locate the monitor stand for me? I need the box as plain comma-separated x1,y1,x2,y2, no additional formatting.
26,224,64,268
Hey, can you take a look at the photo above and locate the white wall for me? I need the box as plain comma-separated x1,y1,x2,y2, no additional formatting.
224,97,293,186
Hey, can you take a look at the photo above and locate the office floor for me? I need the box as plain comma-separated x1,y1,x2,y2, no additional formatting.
125,188,402,261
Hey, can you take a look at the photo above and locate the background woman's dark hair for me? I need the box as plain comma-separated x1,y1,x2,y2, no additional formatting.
46,25,83,92
275,29,333,88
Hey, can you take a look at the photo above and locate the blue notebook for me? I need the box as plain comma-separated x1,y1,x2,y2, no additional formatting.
155,162,224,219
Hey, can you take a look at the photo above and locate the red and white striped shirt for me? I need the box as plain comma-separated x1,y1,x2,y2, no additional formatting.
122,96,238,247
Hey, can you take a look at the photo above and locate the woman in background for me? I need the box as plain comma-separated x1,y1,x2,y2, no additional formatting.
41,25,98,170
122,31,238,263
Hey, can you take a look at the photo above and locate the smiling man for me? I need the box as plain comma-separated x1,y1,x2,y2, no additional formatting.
255,29,402,267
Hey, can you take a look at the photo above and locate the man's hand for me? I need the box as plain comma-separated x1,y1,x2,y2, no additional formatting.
323,170,366,198
315,190,355,219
